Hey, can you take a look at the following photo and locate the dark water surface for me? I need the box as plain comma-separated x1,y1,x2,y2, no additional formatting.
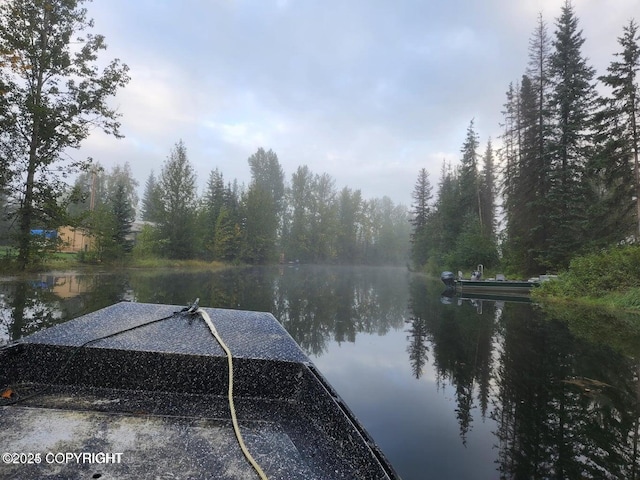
2,265,640,479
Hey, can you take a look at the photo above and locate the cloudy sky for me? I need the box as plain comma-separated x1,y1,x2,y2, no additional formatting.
77,0,638,207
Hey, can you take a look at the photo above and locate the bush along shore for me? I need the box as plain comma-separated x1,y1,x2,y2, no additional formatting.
533,244,640,311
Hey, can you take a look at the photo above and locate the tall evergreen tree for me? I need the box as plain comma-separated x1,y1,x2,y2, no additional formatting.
159,140,197,259
410,168,433,268
141,171,163,223
499,82,523,269
545,0,597,268
105,163,137,254
479,139,496,240
518,74,546,273
526,14,554,270
458,119,481,223
500,15,553,275
201,168,225,256
526,12,553,186
213,181,243,262
590,19,640,244
110,181,135,253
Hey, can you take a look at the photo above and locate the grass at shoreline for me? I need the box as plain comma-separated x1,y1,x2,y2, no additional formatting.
531,245,640,312
533,287,640,313
0,254,233,276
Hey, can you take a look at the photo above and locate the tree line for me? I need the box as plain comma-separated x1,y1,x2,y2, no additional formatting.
410,1,640,276
0,0,410,268
62,142,410,265
131,142,410,265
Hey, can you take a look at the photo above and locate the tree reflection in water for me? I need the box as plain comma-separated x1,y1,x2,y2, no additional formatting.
406,274,640,479
3,267,640,478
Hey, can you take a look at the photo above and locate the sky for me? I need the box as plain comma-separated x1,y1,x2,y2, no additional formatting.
75,0,639,208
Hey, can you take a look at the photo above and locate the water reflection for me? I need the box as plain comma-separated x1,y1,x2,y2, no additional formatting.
2,267,640,478
273,266,409,355
0,266,410,352
413,274,640,479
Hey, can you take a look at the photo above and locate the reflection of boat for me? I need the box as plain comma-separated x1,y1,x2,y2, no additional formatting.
441,292,532,311
454,279,538,295
440,291,532,314
0,302,399,480
454,291,532,303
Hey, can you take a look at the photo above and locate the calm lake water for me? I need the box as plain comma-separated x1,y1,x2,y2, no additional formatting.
2,265,640,479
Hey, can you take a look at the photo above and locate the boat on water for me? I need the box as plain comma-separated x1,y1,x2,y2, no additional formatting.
441,264,552,296
0,302,400,480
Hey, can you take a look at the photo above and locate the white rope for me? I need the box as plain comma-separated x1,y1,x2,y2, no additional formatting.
196,308,268,480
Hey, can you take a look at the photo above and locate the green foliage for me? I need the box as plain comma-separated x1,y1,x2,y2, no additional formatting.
335,187,362,263
539,300,640,356
213,208,241,262
242,185,278,264
140,171,164,223
66,162,137,262
132,224,162,260
82,205,122,263
445,215,499,270
587,19,640,247
410,168,433,267
410,122,498,271
158,140,197,259
0,0,129,269
537,245,640,299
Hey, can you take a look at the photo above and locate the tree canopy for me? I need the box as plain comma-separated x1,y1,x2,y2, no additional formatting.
0,0,129,268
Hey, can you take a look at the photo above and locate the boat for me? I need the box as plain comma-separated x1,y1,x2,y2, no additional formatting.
0,301,400,480
441,264,544,296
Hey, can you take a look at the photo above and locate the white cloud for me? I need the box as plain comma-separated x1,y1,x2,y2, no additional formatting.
73,0,639,207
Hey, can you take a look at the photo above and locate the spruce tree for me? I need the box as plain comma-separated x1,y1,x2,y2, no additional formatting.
499,82,527,272
479,140,496,240
159,140,197,259
458,119,481,223
526,14,553,270
501,13,563,275
431,161,459,267
410,168,433,268
590,20,640,243
141,171,164,223
546,0,597,268
526,12,553,187
110,182,135,253
519,74,546,273
201,168,225,256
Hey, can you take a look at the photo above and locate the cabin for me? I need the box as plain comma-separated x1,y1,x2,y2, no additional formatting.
57,226,93,253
